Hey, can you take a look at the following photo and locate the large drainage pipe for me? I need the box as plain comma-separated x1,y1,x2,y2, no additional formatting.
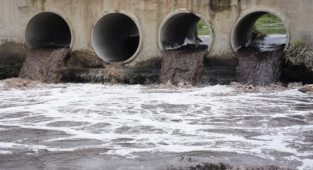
25,12,72,49
92,13,141,63
159,12,208,50
231,11,288,52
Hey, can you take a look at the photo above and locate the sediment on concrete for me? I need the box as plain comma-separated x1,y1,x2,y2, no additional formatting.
65,50,105,69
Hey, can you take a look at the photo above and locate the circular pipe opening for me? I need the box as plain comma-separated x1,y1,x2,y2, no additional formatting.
92,13,141,63
160,12,211,50
231,11,288,52
26,12,72,49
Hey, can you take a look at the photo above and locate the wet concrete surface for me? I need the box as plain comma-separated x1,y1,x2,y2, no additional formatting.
0,83,312,169
0,42,27,80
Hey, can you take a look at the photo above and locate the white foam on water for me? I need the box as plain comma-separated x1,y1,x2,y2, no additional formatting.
0,151,12,154
0,83,312,169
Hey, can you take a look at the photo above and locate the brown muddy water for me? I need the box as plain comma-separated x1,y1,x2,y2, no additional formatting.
19,47,69,83
1,34,312,169
237,45,285,86
160,45,208,85
237,33,287,86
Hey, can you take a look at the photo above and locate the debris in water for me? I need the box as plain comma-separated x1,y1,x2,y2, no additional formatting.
298,85,313,93
19,47,70,83
160,44,208,86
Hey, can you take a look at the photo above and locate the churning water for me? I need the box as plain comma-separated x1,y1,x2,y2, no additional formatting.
0,81,312,169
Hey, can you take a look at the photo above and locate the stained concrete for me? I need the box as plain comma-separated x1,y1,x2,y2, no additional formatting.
0,42,26,80
65,50,104,69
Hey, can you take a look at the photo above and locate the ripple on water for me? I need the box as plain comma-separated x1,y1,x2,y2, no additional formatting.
0,84,312,169
0,128,70,144
78,123,112,134
46,121,89,127
0,111,31,119
114,126,166,135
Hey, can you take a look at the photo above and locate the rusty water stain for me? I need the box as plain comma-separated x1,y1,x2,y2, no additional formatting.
19,47,69,83
41,0,45,11
210,0,231,12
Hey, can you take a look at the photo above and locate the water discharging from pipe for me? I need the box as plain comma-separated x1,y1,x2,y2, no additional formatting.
160,45,208,85
21,12,72,83
234,12,287,86
19,47,70,83
237,45,285,86
159,13,210,85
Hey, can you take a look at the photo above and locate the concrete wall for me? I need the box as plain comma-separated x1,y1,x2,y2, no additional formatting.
1,0,313,69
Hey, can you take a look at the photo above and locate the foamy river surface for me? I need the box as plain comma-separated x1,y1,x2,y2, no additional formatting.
0,82,312,170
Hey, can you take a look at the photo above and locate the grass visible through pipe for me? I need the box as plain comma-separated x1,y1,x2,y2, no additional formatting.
197,19,210,35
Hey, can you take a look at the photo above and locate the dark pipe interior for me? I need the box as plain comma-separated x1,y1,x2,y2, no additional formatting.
232,12,268,50
26,12,71,49
92,13,140,62
160,13,201,50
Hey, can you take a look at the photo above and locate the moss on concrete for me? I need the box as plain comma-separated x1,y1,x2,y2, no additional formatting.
131,57,162,69
210,0,231,12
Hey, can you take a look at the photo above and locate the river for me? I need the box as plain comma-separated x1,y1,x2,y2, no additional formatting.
0,81,312,170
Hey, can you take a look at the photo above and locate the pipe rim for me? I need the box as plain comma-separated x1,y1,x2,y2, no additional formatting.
91,11,142,64
231,9,290,53
25,11,74,49
158,9,213,52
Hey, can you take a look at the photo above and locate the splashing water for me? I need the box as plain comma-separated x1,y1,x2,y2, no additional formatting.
0,82,312,169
